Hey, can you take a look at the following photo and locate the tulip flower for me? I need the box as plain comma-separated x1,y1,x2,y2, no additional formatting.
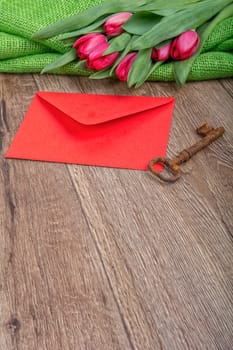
103,12,132,37
151,42,171,61
73,33,107,60
86,42,119,70
115,52,137,81
170,30,200,60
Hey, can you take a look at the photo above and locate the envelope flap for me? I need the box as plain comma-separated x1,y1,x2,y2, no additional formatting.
37,91,174,125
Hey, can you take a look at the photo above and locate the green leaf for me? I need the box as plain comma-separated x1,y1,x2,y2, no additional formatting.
32,0,147,39
150,9,180,16
59,17,106,40
104,33,131,54
41,48,77,73
123,11,162,35
173,2,233,86
152,5,203,17
109,35,139,75
131,0,233,50
89,68,113,79
127,48,153,88
138,0,202,12
62,38,77,48
73,60,93,74
135,60,164,87
75,59,91,70
132,0,203,16
155,39,172,49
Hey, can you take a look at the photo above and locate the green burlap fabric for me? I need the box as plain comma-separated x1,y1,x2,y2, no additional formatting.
0,0,233,81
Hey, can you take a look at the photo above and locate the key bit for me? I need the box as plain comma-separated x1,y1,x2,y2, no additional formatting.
148,123,225,183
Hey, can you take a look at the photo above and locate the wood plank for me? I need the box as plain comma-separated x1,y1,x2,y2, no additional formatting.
0,74,132,350
32,74,233,349
2,72,233,350
219,79,233,98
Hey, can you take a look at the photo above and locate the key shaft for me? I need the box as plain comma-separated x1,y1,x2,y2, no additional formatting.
148,124,225,182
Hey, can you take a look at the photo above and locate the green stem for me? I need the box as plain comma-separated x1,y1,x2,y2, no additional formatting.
173,3,233,86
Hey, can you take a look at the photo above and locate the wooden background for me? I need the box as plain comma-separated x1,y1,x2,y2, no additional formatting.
0,73,232,350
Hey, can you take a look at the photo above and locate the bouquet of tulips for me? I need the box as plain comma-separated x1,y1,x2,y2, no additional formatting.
33,0,233,87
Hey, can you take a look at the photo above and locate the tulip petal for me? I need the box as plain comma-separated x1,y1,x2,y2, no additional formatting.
173,3,233,86
115,52,137,81
104,12,132,36
73,33,103,47
33,0,147,38
88,42,109,61
74,33,107,60
87,52,119,70
131,0,232,50
170,30,200,60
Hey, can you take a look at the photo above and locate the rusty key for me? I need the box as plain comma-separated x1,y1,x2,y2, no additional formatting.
148,123,225,182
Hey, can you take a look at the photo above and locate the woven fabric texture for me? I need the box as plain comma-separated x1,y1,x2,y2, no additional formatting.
0,32,51,60
201,16,233,52
0,0,103,53
1,52,232,82
0,0,233,81
215,38,233,51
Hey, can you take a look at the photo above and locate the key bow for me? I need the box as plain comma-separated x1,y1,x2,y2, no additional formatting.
148,123,225,183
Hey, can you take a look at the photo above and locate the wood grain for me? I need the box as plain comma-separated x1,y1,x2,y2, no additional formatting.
0,75,132,350
1,73,233,350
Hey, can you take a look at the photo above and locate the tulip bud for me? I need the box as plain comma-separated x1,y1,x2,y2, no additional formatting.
86,42,119,70
170,30,200,60
151,42,171,62
73,33,107,60
115,52,137,81
103,12,132,37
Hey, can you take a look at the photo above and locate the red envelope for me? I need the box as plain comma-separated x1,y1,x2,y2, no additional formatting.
5,92,175,170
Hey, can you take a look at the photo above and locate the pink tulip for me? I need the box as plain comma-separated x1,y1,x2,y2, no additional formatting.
170,30,200,60
104,12,132,37
73,33,107,60
115,52,137,81
151,43,171,61
86,42,119,70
